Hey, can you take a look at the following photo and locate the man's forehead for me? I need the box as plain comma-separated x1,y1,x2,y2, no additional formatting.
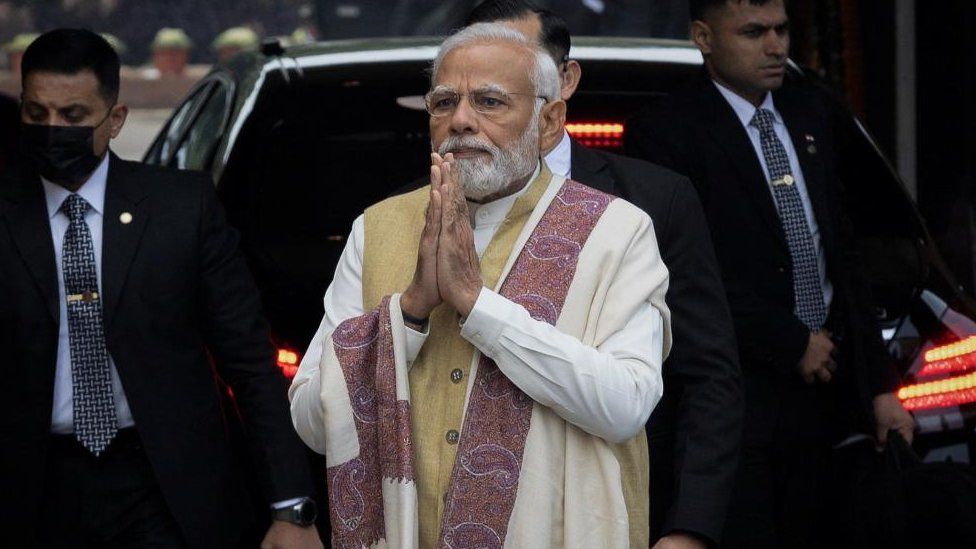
434,42,534,90
719,0,787,24
22,70,103,105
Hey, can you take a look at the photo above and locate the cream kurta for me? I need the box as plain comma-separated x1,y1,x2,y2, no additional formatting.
290,166,671,548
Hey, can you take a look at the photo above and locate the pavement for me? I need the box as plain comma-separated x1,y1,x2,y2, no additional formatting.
114,108,173,161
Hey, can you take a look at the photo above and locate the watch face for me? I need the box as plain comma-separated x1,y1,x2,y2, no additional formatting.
298,499,317,525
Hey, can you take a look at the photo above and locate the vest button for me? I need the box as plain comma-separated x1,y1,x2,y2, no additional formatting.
446,429,460,444
450,369,464,383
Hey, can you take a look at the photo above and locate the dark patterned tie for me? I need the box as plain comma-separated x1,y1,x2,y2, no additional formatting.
61,193,117,455
751,108,828,331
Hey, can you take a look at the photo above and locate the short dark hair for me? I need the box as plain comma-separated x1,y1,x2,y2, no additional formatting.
21,28,120,103
689,0,777,22
465,0,571,65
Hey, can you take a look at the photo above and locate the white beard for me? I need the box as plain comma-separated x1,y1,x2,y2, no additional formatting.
436,119,540,201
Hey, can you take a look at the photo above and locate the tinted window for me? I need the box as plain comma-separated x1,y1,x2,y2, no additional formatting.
173,81,232,170
220,63,432,348
150,82,214,165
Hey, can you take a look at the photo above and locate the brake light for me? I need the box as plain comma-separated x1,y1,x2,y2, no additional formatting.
898,372,976,411
277,348,301,378
919,336,976,376
565,122,624,149
898,336,976,411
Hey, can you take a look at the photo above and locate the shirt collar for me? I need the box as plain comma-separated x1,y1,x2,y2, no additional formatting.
467,162,541,226
712,80,782,129
543,130,573,178
41,152,110,219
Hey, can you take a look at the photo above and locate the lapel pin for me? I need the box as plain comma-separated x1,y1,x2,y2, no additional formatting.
120,212,133,225
805,134,816,142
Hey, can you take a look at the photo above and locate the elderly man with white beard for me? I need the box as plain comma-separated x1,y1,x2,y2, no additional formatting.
289,23,671,548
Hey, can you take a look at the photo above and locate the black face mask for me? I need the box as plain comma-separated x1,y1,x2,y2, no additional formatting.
21,109,112,186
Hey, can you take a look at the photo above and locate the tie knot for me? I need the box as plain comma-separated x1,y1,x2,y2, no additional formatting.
61,194,90,223
750,108,776,133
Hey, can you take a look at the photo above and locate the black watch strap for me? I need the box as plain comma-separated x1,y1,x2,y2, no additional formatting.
402,311,428,327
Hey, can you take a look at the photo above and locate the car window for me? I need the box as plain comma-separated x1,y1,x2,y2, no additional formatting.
172,80,232,171
152,82,214,165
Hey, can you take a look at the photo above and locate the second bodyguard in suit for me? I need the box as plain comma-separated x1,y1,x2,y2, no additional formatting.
466,2,744,548
626,1,915,547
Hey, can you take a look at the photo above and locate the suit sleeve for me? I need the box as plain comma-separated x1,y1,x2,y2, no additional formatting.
650,177,744,544
194,175,314,503
626,109,811,373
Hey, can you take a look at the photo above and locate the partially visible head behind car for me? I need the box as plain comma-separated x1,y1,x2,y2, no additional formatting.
465,0,580,101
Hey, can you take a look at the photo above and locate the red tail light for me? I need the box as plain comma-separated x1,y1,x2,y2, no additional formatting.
566,122,624,149
276,348,301,379
899,336,976,411
899,372,976,411
919,336,976,376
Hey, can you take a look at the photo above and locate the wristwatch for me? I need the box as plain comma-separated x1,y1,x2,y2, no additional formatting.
272,497,317,527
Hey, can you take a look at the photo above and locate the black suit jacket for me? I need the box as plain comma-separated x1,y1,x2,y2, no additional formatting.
625,74,900,443
570,142,743,545
0,154,313,548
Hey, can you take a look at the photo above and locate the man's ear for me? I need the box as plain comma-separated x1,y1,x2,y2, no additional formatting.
108,103,128,139
539,99,566,155
560,60,581,101
691,20,713,55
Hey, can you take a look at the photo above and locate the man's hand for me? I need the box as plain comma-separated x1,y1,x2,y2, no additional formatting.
873,392,915,448
435,156,482,317
797,331,837,384
400,155,446,320
652,532,708,549
260,521,323,549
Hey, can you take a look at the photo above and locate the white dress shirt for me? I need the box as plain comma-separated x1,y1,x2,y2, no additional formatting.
713,81,834,309
544,130,573,179
42,154,135,434
298,166,665,444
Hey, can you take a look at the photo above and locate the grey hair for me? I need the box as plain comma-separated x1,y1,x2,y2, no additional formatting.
430,22,560,102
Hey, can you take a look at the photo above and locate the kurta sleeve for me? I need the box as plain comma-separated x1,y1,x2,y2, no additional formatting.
461,209,669,443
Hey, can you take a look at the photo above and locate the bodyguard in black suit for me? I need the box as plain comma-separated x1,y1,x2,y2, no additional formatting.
0,30,322,548
625,1,915,547
466,3,744,547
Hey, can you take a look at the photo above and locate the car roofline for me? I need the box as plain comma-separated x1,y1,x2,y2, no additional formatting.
286,39,702,70
219,38,702,175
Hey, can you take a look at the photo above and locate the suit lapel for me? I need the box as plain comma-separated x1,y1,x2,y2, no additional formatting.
698,76,788,253
569,140,614,193
101,154,150,331
1,170,59,322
